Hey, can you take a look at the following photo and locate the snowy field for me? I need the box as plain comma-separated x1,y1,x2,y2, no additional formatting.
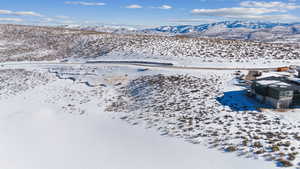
0,78,274,169
0,62,299,169
1,24,300,64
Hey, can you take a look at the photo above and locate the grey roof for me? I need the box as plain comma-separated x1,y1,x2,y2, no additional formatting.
254,76,300,91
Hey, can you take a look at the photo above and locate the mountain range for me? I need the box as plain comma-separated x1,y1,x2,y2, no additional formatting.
145,21,300,42
149,21,300,33
64,21,300,43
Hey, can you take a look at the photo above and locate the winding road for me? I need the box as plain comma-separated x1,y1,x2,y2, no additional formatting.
1,60,287,71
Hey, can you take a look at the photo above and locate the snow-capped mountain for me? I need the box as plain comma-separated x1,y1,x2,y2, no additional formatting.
62,24,152,34
149,21,300,34
60,21,300,42
146,21,300,41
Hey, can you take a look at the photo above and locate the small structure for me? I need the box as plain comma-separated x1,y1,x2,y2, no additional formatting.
290,65,300,77
245,71,262,81
276,67,289,72
251,76,300,109
296,66,300,78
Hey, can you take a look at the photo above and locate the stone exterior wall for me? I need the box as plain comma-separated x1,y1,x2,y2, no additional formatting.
265,96,293,109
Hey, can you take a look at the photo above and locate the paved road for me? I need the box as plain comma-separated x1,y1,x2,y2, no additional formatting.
1,60,285,71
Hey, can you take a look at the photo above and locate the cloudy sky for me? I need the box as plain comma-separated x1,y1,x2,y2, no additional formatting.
1,0,300,26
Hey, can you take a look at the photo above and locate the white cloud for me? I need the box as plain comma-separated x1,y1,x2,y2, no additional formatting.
65,1,106,6
191,1,300,23
59,20,76,24
0,10,42,17
37,17,76,25
158,5,172,10
232,14,300,22
14,11,43,17
42,17,55,22
230,15,298,22
0,17,23,22
0,10,12,15
191,7,283,16
240,1,300,10
55,15,71,19
168,18,219,24
125,4,143,9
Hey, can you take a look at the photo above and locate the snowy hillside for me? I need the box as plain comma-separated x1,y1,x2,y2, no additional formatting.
2,23,300,168
151,21,300,33
148,21,300,42
1,24,300,64
1,62,300,168
63,24,142,34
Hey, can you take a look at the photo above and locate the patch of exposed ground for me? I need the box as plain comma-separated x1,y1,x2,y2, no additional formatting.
44,82,104,115
0,69,54,100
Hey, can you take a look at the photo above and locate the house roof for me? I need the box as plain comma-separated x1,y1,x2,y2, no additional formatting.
254,76,300,91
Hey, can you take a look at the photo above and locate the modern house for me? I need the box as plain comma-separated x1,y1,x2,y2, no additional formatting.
250,76,300,109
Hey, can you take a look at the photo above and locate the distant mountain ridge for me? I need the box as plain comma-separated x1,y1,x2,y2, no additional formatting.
148,21,300,34
62,21,300,42
144,21,300,42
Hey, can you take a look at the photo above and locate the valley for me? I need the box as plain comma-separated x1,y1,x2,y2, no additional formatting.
1,23,300,168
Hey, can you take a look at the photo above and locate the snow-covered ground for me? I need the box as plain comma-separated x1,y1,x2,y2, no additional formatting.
0,65,278,169
0,81,275,169
1,62,300,168
1,24,300,64
2,24,300,169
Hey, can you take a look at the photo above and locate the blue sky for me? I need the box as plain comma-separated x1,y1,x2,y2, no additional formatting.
0,0,300,26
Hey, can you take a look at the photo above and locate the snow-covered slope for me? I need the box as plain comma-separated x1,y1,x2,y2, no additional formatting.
0,74,275,169
64,24,140,34
62,21,300,42
148,21,300,41
151,21,298,33
1,24,300,64
2,22,300,169
1,62,300,168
